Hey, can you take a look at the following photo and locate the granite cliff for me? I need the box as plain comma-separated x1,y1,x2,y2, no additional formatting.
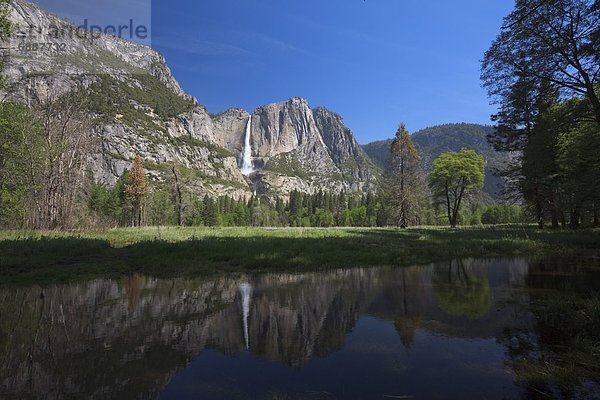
1,0,378,199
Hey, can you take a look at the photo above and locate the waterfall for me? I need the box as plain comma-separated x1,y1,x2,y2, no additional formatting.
241,116,254,175
239,283,252,349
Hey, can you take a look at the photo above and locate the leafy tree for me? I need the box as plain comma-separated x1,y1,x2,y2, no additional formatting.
481,204,523,224
429,150,485,227
482,1,600,229
0,104,41,227
125,155,148,227
555,98,600,227
312,208,335,227
482,0,600,123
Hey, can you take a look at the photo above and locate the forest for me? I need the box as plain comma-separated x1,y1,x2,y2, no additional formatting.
0,0,599,231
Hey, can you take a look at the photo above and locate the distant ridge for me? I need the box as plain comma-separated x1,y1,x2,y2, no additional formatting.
362,123,511,199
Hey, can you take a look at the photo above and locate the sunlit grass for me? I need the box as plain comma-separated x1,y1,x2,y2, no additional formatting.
0,226,598,285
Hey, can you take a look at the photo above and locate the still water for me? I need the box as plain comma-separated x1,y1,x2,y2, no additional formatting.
1,258,599,399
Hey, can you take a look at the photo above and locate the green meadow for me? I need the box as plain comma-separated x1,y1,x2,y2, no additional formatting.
1,226,599,285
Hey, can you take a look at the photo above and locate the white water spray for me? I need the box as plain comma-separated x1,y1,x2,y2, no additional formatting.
241,116,254,175
239,283,252,349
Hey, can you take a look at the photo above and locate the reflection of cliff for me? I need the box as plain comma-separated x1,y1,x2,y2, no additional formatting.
0,260,534,398
0,269,383,397
246,269,383,367
0,276,243,399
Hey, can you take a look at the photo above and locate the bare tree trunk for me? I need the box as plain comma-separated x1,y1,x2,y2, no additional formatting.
32,89,92,229
445,184,453,227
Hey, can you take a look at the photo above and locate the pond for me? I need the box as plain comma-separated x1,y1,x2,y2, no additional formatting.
1,258,599,399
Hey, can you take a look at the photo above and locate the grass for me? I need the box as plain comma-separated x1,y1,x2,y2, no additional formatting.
1,226,599,286
510,292,600,390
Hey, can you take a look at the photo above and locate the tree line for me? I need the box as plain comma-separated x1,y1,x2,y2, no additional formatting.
86,150,523,229
5,0,573,230
0,82,505,230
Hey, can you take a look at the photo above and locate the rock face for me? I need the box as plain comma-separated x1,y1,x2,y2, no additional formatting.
250,98,378,195
1,0,378,199
4,0,184,98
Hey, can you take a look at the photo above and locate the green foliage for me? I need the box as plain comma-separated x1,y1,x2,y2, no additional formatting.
494,88,600,229
482,0,600,229
148,191,175,226
0,103,42,228
263,152,313,180
482,0,600,123
0,0,12,89
363,123,508,199
381,123,428,227
433,261,492,320
312,208,335,227
202,195,218,227
88,172,130,226
87,75,196,128
89,183,122,223
2,227,600,286
480,204,522,225
556,115,600,219
182,195,204,226
430,149,485,227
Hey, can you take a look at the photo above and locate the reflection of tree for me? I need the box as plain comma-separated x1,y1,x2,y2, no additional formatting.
124,274,145,309
3,261,543,399
394,315,422,350
389,269,428,350
433,260,491,320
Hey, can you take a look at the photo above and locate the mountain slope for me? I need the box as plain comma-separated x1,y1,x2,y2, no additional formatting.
362,123,511,199
2,0,378,199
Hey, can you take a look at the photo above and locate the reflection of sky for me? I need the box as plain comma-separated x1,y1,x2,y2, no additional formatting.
27,0,151,45
162,317,518,400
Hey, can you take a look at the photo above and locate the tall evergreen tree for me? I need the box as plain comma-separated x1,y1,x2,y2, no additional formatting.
383,124,427,227
202,195,218,226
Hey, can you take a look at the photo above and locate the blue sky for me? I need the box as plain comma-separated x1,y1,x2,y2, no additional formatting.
38,0,512,143
151,0,514,143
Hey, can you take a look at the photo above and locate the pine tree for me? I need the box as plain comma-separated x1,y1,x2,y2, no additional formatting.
202,195,218,226
384,123,427,228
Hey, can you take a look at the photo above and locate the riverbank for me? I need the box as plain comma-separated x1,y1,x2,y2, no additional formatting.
1,226,599,285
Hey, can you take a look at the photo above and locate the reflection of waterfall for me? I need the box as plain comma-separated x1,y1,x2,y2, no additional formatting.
239,283,252,349
241,116,254,175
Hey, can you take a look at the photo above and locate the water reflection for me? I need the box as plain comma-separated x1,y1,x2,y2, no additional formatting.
433,259,492,319
0,258,598,399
